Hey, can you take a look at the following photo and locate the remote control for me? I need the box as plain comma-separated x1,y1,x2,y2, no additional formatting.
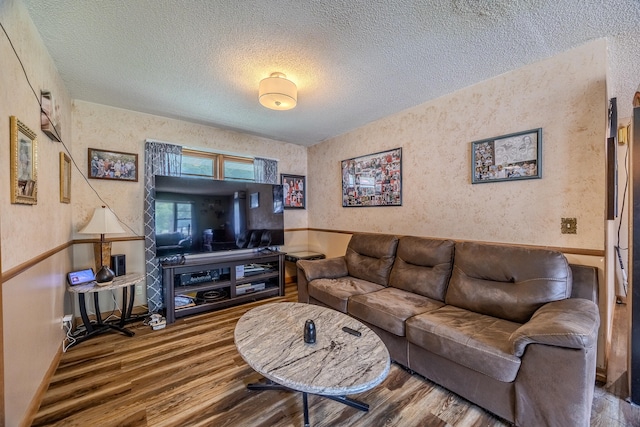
342,326,361,337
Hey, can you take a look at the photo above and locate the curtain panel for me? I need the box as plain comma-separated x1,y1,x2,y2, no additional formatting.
254,157,278,184
144,141,182,312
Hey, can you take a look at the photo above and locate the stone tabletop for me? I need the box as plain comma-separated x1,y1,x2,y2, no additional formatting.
234,302,390,396
66,272,144,294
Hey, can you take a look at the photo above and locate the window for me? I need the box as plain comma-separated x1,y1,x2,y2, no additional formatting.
156,201,193,236
181,149,254,181
223,156,254,181
181,149,218,178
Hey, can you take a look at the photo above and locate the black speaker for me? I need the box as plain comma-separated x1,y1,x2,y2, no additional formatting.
111,254,126,277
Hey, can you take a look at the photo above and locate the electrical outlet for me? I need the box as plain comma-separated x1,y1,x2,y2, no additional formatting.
561,218,577,234
62,314,73,330
136,285,143,296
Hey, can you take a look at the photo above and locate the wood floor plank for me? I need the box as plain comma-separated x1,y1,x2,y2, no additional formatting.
32,283,640,426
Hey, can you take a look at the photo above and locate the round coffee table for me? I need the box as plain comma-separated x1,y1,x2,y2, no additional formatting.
235,302,390,426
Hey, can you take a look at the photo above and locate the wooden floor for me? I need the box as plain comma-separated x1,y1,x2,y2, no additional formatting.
32,283,640,426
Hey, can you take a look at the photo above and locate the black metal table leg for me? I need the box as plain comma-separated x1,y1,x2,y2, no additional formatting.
67,273,144,348
70,285,135,349
95,286,134,336
120,285,135,328
246,378,369,427
126,284,135,322
324,395,369,412
78,294,93,333
93,292,102,326
247,379,287,391
120,285,128,328
303,392,310,427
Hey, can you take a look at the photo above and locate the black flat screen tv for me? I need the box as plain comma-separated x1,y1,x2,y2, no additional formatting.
154,175,284,257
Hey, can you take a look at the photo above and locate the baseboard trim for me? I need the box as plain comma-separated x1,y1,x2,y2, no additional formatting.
20,344,64,427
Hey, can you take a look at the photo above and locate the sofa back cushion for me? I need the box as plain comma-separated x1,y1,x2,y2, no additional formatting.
345,233,399,286
156,232,183,247
445,242,572,323
389,236,455,301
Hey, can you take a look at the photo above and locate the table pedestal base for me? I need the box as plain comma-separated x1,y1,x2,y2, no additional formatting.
70,284,136,348
247,379,369,427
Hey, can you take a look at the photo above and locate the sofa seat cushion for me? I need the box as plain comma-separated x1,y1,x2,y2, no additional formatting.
349,287,444,336
406,305,522,382
308,277,385,313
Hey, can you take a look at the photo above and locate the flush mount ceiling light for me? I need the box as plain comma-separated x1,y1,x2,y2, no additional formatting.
259,72,297,110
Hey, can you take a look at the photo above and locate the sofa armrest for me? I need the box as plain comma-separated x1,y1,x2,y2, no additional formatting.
297,257,348,281
510,298,599,357
296,257,348,304
569,263,599,303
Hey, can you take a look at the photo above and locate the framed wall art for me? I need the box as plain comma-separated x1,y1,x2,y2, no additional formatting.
472,128,542,184
60,152,71,203
250,192,259,209
341,147,402,207
88,148,138,181
41,90,62,142
10,116,38,205
281,174,305,209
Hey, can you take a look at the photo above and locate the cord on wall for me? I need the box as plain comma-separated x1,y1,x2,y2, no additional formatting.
615,129,630,301
0,18,139,236
62,318,76,352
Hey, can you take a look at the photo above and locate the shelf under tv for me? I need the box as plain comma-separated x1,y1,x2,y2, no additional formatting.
161,251,285,323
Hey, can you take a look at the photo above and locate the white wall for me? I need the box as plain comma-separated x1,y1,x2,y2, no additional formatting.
0,0,73,424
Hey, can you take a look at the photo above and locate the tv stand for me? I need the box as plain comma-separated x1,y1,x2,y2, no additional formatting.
161,251,285,323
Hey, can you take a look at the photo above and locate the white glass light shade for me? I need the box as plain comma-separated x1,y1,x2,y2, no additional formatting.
259,72,297,110
79,206,125,235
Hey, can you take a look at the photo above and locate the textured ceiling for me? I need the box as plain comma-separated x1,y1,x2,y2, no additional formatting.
22,0,640,146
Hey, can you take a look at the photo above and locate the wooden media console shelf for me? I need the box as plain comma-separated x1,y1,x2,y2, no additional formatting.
161,251,285,323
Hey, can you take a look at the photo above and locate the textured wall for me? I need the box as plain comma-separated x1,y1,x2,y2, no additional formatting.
0,1,73,425
308,40,607,250
71,101,308,240
0,2,73,270
70,101,309,311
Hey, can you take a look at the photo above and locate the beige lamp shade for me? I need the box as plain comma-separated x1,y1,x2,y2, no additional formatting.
259,72,297,110
79,206,124,283
80,206,125,235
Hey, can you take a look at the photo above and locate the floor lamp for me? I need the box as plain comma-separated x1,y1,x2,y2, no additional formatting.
80,206,125,283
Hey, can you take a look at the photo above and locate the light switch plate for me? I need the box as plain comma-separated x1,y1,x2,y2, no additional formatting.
561,218,577,234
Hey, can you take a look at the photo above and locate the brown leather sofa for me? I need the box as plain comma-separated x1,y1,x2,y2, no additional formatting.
296,233,600,427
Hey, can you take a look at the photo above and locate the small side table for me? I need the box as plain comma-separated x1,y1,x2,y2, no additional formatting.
66,272,144,347
284,251,326,263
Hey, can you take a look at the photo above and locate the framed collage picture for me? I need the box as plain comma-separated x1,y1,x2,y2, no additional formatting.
281,174,305,209
341,148,402,207
471,128,542,184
